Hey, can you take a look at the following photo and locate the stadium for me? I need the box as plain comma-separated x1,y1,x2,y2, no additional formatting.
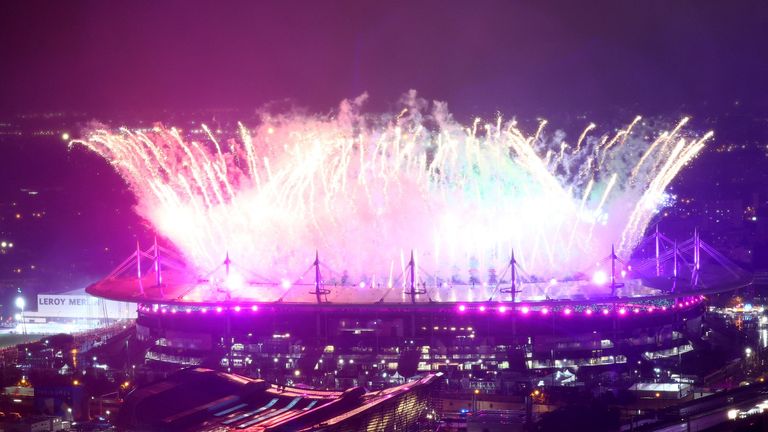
83,227,751,381
73,110,755,427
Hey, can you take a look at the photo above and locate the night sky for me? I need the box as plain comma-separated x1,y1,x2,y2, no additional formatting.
0,1,767,300
1,1,767,117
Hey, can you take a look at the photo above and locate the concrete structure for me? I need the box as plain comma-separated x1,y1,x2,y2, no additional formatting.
118,368,439,431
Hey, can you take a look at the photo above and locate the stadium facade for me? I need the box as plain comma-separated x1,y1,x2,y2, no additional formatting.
83,231,751,395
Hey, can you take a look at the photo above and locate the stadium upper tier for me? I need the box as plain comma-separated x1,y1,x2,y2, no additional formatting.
86,232,752,310
88,269,660,304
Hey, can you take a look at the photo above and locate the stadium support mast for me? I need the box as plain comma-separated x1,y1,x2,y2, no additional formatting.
692,228,701,287
407,250,417,304
314,250,322,304
309,251,330,303
499,250,521,303
510,250,517,302
611,244,617,297
403,250,425,304
673,240,678,279
694,228,701,271
154,236,162,287
655,224,661,277
137,241,144,296
410,250,416,303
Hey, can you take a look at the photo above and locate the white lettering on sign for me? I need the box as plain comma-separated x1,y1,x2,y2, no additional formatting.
33,294,136,319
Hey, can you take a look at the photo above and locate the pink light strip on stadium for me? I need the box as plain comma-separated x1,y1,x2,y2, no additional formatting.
138,296,705,317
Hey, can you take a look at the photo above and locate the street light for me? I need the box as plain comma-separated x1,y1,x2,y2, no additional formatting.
15,296,26,335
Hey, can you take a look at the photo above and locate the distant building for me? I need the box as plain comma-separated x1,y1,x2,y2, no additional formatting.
0,415,65,432
629,382,692,400
21,289,135,325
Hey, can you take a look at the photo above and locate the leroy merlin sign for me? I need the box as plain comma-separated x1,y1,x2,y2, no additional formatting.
36,295,103,318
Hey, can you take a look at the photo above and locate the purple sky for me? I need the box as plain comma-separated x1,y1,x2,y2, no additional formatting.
1,1,767,117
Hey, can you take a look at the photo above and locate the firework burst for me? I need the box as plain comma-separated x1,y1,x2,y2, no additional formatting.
73,92,710,285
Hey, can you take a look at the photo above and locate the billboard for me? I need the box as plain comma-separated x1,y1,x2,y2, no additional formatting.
30,294,136,320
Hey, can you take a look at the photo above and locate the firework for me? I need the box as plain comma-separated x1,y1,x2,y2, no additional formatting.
73,92,710,285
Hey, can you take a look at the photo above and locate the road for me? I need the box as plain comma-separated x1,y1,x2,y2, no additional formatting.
650,393,768,432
